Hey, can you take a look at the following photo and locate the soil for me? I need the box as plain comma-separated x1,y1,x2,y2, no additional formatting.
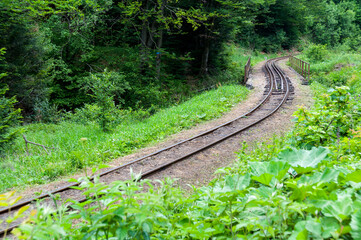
13,58,314,198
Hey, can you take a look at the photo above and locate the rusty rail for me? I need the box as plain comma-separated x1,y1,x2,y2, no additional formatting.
244,57,251,84
289,56,310,82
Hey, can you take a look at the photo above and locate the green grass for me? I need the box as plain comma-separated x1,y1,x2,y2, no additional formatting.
295,48,361,92
224,43,279,69
0,85,249,193
310,53,361,74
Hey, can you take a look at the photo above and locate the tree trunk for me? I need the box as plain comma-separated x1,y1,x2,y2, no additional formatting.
156,29,163,80
156,0,165,80
140,0,150,73
200,30,210,75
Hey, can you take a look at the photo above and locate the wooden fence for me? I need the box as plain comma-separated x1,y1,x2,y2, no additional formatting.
289,56,310,82
244,57,251,84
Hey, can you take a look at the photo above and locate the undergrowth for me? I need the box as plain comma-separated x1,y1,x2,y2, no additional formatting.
199,44,279,89
0,85,249,192
5,84,361,238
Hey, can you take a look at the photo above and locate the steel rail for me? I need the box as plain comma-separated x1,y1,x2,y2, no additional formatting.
0,57,290,236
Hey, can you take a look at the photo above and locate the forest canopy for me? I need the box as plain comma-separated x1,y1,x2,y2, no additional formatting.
1,0,361,122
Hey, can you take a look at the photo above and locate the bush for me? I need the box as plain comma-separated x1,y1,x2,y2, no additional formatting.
313,67,351,87
305,44,328,62
67,103,128,126
33,98,62,123
0,87,22,150
82,69,130,132
292,86,359,148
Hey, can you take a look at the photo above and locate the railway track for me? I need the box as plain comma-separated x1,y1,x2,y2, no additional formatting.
0,56,292,237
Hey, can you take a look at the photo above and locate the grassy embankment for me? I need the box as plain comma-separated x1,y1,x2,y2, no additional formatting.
0,85,249,192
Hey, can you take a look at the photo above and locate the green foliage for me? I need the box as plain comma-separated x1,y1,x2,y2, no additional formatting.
292,86,359,147
306,0,359,46
82,69,130,132
305,44,328,62
0,87,22,150
0,49,22,150
216,44,277,84
0,4,51,117
7,54,361,238
9,144,361,239
245,0,305,52
33,99,62,123
3,0,361,121
0,191,29,239
6,48,361,238
297,49,361,90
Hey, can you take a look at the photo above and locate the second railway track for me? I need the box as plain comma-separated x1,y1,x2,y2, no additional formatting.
0,56,293,236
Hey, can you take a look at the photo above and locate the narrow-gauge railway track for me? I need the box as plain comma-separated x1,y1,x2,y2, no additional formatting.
0,57,292,237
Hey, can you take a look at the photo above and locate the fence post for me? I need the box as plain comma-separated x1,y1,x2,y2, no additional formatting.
308,63,310,81
243,57,251,84
288,56,311,84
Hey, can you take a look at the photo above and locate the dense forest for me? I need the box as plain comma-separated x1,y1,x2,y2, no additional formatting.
2,0,361,238
1,0,361,126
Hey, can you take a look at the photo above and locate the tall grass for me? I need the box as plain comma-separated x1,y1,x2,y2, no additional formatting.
296,47,361,91
0,85,249,192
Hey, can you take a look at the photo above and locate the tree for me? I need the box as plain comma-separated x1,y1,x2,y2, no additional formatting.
305,0,358,46
0,48,22,150
0,1,50,117
82,69,130,132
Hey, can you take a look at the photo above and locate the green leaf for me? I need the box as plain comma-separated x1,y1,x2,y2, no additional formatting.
142,222,152,233
351,210,361,239
225,173,251,191
215,174,250,193
251,173,274,186
305,220,322,238
322,197,352,222
298,168,340,185
321,217,340,239
14,205,29,219
289,221,308,240
277,147,330,168
345,170,361,183
250,160,290,186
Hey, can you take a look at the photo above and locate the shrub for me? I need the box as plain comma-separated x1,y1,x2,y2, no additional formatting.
292,86,360,148
0,87,22,150
82,69,130,132
0,48,22,149
33,98,62,123
305,44,328,62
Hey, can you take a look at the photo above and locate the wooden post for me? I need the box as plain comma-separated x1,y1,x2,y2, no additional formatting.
289,56,311,82
243,57,251,84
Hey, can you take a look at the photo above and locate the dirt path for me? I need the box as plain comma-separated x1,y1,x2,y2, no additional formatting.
16,59,313,198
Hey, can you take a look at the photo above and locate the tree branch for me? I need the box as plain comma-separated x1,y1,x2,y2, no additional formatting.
23,135,56,156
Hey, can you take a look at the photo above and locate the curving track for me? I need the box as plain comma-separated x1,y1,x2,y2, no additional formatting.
0,57,293,236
